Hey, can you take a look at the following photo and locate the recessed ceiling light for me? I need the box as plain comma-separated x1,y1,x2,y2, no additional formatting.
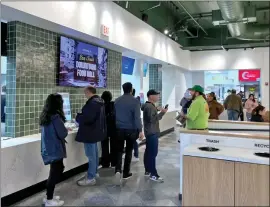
164,29,169,35
169,34,172,37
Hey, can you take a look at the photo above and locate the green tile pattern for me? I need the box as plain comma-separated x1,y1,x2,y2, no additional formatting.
6,21,121,137
149,64,162,106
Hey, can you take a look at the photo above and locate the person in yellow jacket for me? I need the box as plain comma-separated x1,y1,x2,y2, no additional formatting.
181,85,209,130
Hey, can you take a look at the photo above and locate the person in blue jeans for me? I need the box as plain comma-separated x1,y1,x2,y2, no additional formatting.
142,90,167,182
224,89,243,121
40,94,68,206
76,86,107,186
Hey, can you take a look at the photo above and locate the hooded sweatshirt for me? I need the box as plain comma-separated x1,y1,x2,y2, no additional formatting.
141,101,165,136
76,95,107,143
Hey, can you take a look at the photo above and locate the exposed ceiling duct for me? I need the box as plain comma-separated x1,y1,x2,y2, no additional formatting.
217,1,270,41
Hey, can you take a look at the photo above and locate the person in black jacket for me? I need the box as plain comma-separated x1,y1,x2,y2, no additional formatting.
76,86,106,186
100,91,117,168
251,105,265,122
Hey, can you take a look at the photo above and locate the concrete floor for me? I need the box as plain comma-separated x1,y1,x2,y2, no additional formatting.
14,131,181,206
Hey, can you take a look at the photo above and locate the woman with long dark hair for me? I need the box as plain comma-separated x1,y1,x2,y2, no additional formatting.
40,94,68,206
100,91,117,168
207,92,224,120
244,94,258,121
251,105,266,122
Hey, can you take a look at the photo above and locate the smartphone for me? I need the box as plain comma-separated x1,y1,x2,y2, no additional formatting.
165,104,169,109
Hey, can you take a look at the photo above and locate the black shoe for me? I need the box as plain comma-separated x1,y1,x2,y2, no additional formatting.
144,172,151,177
123,172,132,180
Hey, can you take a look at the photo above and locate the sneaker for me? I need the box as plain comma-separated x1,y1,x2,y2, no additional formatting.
132,157,140,162
45,199,64,207
96,173,100,178
43,196,60,204
77,178,96,186
144,172,151,177
114,171,121,185
123,172,132,180
150,175,164,183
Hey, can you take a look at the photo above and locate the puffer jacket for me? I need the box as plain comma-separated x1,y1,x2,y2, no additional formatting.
76,95,107,143
41,114,68,165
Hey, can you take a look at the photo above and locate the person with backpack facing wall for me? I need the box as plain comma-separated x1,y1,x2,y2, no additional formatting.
100,91,117,168
76,86,107,186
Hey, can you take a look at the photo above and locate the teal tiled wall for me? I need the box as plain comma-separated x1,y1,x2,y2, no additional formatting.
6,21,122,137
149,64,162,106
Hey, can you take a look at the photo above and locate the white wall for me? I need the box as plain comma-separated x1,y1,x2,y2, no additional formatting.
162,65,192,110
1,1,191,70
191,48,269,108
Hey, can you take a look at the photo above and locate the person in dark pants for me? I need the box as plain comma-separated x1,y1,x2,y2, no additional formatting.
40,94,68,206
114,82,143,185
1,86,6,123
142,90,167,183
100,91,117,168
132,89,140,161
76,86,107,186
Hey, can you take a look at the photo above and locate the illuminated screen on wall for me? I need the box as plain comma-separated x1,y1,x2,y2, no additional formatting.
58,36,108,88
122,56,135,75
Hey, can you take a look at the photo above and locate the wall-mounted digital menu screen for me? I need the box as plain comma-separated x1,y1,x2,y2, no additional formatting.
122,56,135,75
59,36,108,88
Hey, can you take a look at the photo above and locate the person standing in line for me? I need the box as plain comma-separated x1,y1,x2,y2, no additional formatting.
76,86,106,186
100,91,117,168
142,90,167,182
180,89,192,115
181,85,209,130
132,88,140,162
223,89,243,121
244,94,258,121
40,94,68,207
207,92,224,120
114,82,143,185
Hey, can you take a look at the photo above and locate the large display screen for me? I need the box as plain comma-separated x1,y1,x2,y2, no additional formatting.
59,36,108,88
122,56,135,75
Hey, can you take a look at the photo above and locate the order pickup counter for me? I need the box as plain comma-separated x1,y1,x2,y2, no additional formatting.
180,129,269,206
1,111,176,203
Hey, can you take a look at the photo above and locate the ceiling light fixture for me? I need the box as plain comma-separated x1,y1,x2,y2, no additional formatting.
164,29,169,35
221,45,225,50
125,1,129,9
169,34,172,37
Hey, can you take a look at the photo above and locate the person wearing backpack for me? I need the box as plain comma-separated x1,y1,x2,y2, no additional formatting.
76,86,107,186
40,94,68,206
101,91,117,168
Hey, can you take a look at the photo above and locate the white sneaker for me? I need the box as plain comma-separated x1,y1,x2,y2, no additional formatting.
77,178,96,186
114,172,122,186
43,196,60,204
132,157,140,162
45,199,64,206
150,175,164,183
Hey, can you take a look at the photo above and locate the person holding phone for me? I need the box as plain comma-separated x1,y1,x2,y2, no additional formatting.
142,89,167,182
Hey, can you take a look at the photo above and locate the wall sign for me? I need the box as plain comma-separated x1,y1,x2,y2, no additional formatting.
238,69,260,82
101,24,110,37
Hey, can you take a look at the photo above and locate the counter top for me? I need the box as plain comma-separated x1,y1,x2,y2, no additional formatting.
209,119,270,126
1,129,78,149
180,128,270,140
183,144,270,165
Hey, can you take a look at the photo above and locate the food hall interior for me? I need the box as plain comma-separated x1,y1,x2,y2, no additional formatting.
1,1,269,206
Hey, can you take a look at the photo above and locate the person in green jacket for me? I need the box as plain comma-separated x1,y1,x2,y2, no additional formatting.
181,85,209,130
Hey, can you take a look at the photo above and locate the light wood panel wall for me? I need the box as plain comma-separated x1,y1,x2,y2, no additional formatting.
235,162,270,206
183,156,234,206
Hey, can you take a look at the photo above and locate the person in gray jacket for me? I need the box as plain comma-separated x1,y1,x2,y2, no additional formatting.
142,89,168,182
